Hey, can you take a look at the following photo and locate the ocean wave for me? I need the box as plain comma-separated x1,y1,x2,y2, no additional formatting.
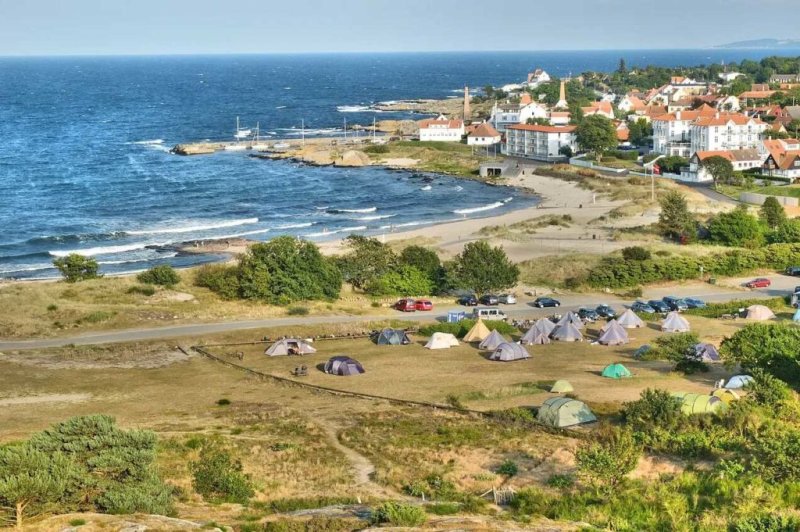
97,252,177,266
327,207,377,214
127,218,258,235
0,264,54,275
351,214,395,221
276,222,314,229
453,201,505,215
130,139,164,145
304,225,367,238
49,243,150,258
212,228,271,239
275,105,287,109
337,105,372,113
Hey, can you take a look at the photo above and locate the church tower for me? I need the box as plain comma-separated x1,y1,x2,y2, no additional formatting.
555,80,569,109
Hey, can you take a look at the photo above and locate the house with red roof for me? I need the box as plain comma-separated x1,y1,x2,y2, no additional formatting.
762,139,800,180
683,149,763,183
689,113,767,153
418,116,465,142
466,122,501,146
581,100,615,119
503,123,577,162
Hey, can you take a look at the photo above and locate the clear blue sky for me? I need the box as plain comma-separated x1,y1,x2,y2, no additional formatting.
0,0,797,56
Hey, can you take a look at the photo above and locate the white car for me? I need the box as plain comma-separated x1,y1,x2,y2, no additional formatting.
498,294,517,304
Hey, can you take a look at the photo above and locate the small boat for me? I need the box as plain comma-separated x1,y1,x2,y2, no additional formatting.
250,122,270,151
234,116,252,140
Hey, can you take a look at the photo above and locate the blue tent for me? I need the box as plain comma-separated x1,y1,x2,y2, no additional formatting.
725,375,754,390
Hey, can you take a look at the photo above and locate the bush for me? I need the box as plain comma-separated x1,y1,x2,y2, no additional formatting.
366,264,434,296
68,519,87,526
53,254,100,283
287,306,309,316
190,445,254,504
137,264,180,286
720,323,800,386
46,304,58,311
621,246,651,261
546,473,575,489
447,241,519,294
80,311,115,324
729,514,800,532
419,318,517,338
425,502,461,515
622,389,683,434
371,502,426,527
707,206,765,248
684,297,786,318
216,398,231,406
195,264,241,299
496,459,519,476
575,429,641,494
745,368,791,405
363,143,390,154
127,285,156,296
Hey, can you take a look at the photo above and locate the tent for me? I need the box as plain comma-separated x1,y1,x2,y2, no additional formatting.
633,345,652,359
602,363,632,379
693,343,721,362
463,319,491,342
265,338,317,356
672,392,724,414
793,308,800,322
662,311,690,333
550,380,574,393
489,342,530,362
601,319,623,332
617,308,645,329
551,322,583,342
324,356,365,376
537,397,596,428
725,375,754,389
533,318,557,335
375,328,411,345
745,305,775,321
598,323,629,346
522,330,551,345
425,332,459,350
711,389,740,403
557,311,584,330
479,330,507,350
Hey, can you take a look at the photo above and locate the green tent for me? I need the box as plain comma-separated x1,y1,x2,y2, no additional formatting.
537,397,596,428
550,380,574,393
601,363,632,379
672,392,725,415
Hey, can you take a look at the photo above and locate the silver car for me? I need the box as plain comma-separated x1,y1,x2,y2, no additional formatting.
498,294,517,304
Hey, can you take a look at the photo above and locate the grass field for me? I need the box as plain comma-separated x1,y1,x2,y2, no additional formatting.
368,140,497,178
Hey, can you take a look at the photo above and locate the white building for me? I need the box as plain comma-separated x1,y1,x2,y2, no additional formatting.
682,149,763,182
489,100,549,133
466,122,501,146
549,111,571,126
652,105,718,156
418,117,465,142
503,124,577,161
689,113,767,153
526,68,551,87
618,94,647,114
719,71,744,83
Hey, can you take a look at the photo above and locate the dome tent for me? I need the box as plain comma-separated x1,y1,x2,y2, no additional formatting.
489,342,530,362
479,330,507,351
375,328,411,345
617,309,645,329
425,332,459,350
694,343,721,362
745,304,775,321
597,322,629,346
551,322,583,342
537,397,596,428
711,389,740,403
324,356,365,376
725,375,754,389
556,311,584,330
265,338,317,356
672,392,724,414
602,363,632,379
463,319,491,342
661,311,690,333
550,380,574,393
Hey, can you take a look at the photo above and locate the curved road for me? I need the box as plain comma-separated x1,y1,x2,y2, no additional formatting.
1,275,794,351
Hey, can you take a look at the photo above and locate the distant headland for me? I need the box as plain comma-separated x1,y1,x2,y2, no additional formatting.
715,38,800,49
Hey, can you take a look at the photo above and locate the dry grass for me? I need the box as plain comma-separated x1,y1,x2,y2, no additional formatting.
369,141,497,178
517,253,602,288
478,215,574,241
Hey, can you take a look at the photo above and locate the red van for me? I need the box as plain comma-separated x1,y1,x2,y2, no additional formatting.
394,298,417,312
415,299,433,311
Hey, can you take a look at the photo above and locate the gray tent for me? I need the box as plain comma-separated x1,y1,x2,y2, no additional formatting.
537,397,597,428
551,322,584,342
598,323,629,345
324,356,365,376
557,311,584,330
489,342,530,362
601,319,624,332
479,329,507,351
265,338,317,356
375,328,411,345
617,308,645,329
522,329,551,345
662,311,690,333
694,343,721,362
633,344,652,359
533,318,557,336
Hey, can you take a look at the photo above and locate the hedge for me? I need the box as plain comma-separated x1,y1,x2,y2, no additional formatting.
587,243,800,289
683,297,788,318
419,319,518,338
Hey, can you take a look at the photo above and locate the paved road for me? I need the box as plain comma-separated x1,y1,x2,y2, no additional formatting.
681,183,739,205
1,274,794,351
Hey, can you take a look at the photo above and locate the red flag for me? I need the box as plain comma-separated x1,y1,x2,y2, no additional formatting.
653,164,661,175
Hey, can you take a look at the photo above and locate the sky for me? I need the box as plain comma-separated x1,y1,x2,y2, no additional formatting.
0,0,798,56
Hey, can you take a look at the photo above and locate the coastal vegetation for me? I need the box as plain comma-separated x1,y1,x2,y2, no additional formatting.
52,254,100,283
136,264,180,287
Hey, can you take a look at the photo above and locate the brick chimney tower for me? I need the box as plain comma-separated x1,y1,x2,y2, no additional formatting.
463,85,471,122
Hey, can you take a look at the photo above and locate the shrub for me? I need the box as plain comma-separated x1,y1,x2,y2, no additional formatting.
137,264,180,286
366,264,434,296
707,206,765,248
684,297,785,318
419,318,516,338
287,306,309,316
216,398,231,406
575,429,641,494
53,254,100,283
546,473,575,489
720,323,800,386
46,304,58,311
80,311,115,324
496,460,519,477
621,246,651,261
371,502,426,527
363,143,390,154
190,445,254,504
127,285,156,296
744,368,791,405
425,502,461,515
622,389,683,434
195,264,241,299
69,519,87,526
447,241,519,294
728,514,800,532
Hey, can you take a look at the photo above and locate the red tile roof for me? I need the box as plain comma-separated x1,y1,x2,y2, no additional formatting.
694,149,761,162
739,90,776,99
468,122,501,138
419,118,464,130
506,124,577,133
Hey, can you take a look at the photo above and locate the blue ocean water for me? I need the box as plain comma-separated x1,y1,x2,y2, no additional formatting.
1,50,796,279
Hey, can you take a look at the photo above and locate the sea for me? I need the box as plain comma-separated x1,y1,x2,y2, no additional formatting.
1,49,798,279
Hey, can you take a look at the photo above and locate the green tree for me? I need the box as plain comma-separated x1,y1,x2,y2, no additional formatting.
237,237,342,304
745,368,791,405
650,332,706,374
576,115,618,160
618,57,627,74
621,246,651,261
769,219,800,243
701,155,734,188
622,389,683,434
194,264,241,299
708,205,765,248
399,245,442,287
447,241,519,295
137,264,180,287
367,265,434,296
759,196,787,230
628,118,652,146
52,254,100,283
190,445,254,504
658,190,696,242
720,323,800,386
575,429,641,494
336,235,397,291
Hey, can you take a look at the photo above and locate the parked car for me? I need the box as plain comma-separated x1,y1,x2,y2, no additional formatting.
786,266,800,276
457,294,478,306
498,294,517,305
473,307,508,321
479,294,499,306
415,299,433,311
745,278,771,289
648,299,671,313
662,296,689,311
595,304,617,319
394,298,416,312
577,307,599,322
684,297,706,309
631,301,656,314
533,297,561,308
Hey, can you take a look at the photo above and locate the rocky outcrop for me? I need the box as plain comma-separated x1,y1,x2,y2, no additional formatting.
335,150,370,167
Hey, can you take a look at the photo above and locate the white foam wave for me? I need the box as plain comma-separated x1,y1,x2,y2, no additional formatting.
97,252,178,266
276,222,314,229
337,105,371,113
127,218,258,235
49,243,150,258
330,207,377,214
130,139,164,145
275,105,287,109
212,228,271,239
351,214,396,221
503,196,513,203
453,201,504,215
0,264,53,274
304,225,367,238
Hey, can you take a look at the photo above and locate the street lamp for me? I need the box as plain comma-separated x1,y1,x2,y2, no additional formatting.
643,154,667,202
